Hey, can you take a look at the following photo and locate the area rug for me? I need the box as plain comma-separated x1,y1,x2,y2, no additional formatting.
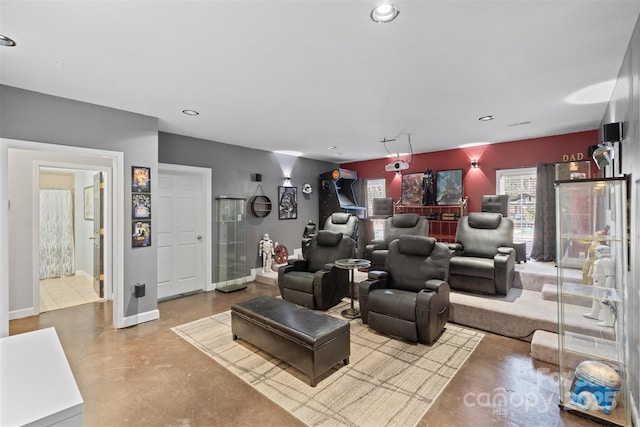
172,300,483,427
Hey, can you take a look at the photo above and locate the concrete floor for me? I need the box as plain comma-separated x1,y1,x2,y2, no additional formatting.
9,282,600,427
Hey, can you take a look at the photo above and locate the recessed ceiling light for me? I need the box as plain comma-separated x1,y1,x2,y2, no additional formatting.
328,146,337,150
370,3,400,23
182,109,199,116
478,115,495,121
0,34,16,47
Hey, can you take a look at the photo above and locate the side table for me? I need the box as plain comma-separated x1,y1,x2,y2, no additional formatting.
335,258,371,319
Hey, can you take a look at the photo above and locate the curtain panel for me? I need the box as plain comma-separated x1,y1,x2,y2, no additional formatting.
530,163,556,262
39,189,75,278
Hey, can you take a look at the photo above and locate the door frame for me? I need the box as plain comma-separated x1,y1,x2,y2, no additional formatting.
0,138,125,336
158,163,212,293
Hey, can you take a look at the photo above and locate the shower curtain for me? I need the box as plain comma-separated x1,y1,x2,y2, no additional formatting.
39,189,75,279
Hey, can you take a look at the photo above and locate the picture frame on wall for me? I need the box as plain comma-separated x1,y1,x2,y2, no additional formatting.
436,169,463,205
401,172,424,206
132,166,151,193
132,193,151,220
278,186,298,220
132,220,151,247
83,186,94,220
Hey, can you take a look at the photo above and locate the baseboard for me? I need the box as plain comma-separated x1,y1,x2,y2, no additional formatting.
75,270,92,281
9,307,37,320
119,309,159,328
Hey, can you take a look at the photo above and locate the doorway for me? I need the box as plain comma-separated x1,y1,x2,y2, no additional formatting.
38,167,104,313
0,138,125,336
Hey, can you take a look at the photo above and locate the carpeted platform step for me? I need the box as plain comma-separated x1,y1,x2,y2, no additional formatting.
541,283,591,307
449,287,615,343
531,330,594,370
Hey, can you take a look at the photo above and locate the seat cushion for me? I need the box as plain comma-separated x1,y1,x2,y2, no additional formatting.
449,256,495,280
368,289,417,322
280,271,315,293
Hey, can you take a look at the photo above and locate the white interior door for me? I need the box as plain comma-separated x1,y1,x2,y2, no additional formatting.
157,165,209,299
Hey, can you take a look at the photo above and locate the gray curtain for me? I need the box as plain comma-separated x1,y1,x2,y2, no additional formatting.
530,163,556,262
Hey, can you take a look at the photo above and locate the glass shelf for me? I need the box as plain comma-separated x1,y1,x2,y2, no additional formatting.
560,282,622,302
563,331,623,364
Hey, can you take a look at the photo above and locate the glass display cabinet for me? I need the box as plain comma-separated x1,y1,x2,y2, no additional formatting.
215,197,247,293
556,177,630,426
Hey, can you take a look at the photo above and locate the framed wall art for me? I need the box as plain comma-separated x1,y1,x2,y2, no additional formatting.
132,193,151,220
132,221,151,247
436,169,463,205
132,166,151,193
401,172,424,206
278,186,298,220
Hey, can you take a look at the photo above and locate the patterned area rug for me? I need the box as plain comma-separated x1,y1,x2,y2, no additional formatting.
172,300,483,427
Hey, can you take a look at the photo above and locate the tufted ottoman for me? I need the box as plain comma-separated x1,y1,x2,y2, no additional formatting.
231,296,350,386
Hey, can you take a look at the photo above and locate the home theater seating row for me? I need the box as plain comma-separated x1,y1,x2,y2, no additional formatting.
276,208,516,345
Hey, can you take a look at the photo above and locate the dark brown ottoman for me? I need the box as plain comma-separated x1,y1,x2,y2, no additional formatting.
231,296,350,387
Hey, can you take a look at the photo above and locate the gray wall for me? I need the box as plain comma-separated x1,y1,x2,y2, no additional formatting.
602,14,640,422
158,132,337,274
1,85,159,318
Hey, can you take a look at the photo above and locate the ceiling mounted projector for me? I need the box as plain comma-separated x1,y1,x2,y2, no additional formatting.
385,160,410,172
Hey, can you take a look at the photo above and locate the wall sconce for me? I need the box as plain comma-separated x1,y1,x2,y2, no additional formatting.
283,176,291,185
471,159,479,169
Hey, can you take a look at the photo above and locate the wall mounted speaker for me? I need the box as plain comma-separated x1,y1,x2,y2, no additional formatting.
603,122,623,143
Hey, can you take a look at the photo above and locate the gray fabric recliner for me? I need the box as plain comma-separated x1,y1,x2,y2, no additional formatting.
364,213,429,270
278,230,355,310
359,235,450,344
448,212,515,295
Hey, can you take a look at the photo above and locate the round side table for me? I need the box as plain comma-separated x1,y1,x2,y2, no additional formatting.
334,258,371,319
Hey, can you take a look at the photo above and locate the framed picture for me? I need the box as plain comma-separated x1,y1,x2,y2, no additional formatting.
401,172,424,206
132,166,151,193
83,186,94,220
132,193,151,219
132,220,151,247
278,186,298,220
436,169,463,205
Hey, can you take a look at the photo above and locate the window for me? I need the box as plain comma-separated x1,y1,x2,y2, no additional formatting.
496,167,537,255
366,178,386,241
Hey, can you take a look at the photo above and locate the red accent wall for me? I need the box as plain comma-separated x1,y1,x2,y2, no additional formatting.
341,130,598,213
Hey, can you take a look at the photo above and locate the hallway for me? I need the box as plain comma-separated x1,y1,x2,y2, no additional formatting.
40,274,101,312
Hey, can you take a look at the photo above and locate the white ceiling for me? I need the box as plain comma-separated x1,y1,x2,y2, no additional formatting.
1,1,639,163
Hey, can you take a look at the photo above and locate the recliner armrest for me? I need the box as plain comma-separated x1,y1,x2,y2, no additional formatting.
423,278,448,292
367,270,388,281
358,276,388,324
448,242,462,257
366,240,387,251
497,246,515,256
278,259,308,282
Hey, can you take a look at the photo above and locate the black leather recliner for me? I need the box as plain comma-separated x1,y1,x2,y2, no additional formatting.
359,235,450,344
323,212,358,240
481,194,509,216
448,212,515,295
278,230,355,310
302,212,358,258
364,213,429,270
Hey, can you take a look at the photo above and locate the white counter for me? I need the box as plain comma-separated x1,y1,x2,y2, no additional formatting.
1,327,83,426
